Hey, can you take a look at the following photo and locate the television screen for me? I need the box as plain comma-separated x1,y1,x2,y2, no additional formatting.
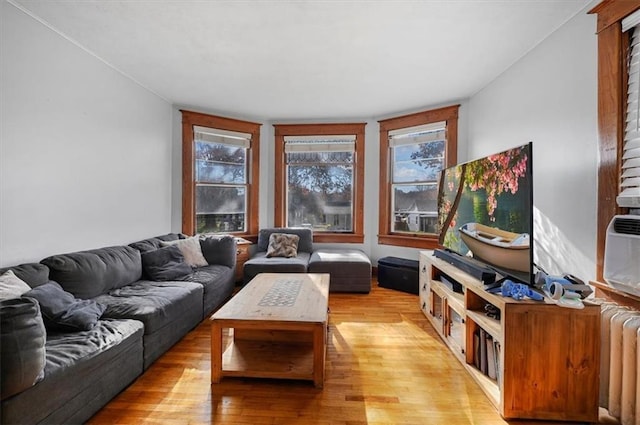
437,143,533,284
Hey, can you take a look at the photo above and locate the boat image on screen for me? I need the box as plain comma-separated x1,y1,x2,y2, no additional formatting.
437,143,533,283
458,223,530,272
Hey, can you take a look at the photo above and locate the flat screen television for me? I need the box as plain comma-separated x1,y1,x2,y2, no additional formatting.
437,142,533,285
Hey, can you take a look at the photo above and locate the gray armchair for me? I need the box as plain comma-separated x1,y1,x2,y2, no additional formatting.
242,227,313,284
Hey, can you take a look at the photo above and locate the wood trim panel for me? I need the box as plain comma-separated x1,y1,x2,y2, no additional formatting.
274,131,286,227
273,123,366,244
592,280,640,309
588,1,640,280
595,23,626,279
589,0,640,33
181,119,195,235
378,104,459,248
180,110,261,237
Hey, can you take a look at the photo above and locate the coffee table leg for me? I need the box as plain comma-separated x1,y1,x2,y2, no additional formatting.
313,323,326,388
211,321,223,384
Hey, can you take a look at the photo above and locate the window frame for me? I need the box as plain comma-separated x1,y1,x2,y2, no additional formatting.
378,105,459,249
273,123,366,244
181,109,261,238
588,1,640,281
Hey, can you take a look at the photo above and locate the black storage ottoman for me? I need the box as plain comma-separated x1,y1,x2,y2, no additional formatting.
377,257,419,295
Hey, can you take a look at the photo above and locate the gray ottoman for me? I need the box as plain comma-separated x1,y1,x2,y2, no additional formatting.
308,249,371,293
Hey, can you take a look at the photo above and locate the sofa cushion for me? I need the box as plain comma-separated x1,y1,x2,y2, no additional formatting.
94,280,203,334
266,233,299,258
24,281,106,332
243,251,311,284
199,235,236,268
181,264,235,316
1,318,144,425
257,228,313,253
141,245,192,281
129,233,182,253
41,246,142,299
0,263,50,288
0,297,46,400
161,237,208,267
0,270,32,300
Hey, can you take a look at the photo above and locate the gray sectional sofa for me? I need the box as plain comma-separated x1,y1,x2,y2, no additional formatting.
0,233,236,425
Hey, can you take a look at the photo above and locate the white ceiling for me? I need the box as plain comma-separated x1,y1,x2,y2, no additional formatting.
12,0,592,121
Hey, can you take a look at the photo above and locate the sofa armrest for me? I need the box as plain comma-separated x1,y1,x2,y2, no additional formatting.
199,236,237,269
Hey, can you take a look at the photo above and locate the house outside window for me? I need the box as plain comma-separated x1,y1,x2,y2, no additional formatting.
390,122,445,235
181,110,261,237
378,105,459,249
274,123,366,244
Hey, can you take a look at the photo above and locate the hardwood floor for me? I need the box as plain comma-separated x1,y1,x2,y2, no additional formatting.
87,279,603,425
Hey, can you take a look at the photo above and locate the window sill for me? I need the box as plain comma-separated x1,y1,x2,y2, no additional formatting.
377,234,440,250
313,233,364,244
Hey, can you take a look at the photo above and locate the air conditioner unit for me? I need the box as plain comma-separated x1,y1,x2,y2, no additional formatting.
604,215,640,296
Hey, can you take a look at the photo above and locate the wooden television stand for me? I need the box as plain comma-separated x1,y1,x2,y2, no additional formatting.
419,250,600,422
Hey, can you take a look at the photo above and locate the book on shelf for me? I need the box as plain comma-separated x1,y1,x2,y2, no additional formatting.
479,328,488,374
486,335,496,379
473,330,480,369
494,340,501,382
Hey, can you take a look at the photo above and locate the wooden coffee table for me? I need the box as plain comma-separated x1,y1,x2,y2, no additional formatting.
210,273,330,388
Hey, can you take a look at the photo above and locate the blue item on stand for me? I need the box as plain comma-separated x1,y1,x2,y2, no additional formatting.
498,279,543,301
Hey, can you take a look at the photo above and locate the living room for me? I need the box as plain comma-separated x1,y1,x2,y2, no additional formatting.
1,0,637,424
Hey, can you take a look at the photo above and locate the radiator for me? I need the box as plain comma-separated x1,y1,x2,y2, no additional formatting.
597,299,640,425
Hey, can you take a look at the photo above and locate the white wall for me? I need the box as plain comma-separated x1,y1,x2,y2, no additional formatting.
0,3,173,267
467,8,598,281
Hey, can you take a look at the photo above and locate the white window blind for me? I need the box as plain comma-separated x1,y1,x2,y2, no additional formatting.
388,121,446,147
194,125,251,148
284,135,355,153
621,18,640,208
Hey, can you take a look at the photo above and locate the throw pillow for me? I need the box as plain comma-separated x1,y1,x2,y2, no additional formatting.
0,297,46,400
23,281,106,332
0,270,32,300
141,245,193,281
266,233,300,258
161,237,208,267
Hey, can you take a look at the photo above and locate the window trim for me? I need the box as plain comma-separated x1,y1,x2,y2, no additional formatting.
273,123,366,244
378,105,459,249
588,1,640,281
181,109,261,238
